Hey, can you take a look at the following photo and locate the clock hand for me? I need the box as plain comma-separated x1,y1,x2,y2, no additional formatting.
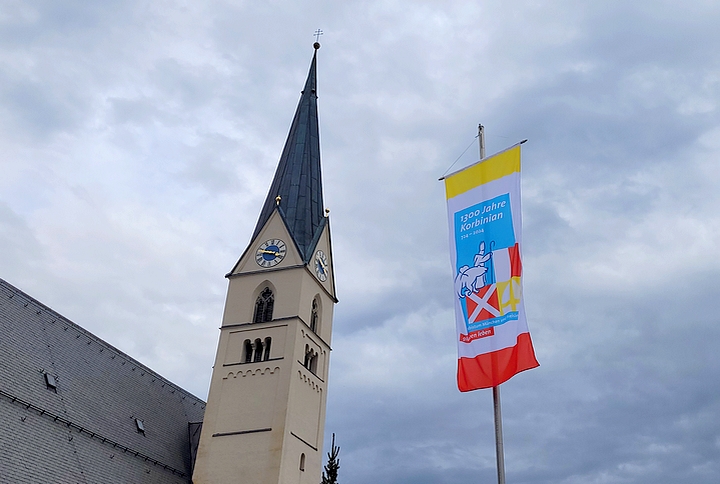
260,249,281,256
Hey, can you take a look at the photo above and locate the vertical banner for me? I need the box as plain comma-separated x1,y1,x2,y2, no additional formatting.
444,144,538,391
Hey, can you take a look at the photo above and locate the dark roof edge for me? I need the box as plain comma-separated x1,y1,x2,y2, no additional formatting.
303,215,328,263
0,277,206,406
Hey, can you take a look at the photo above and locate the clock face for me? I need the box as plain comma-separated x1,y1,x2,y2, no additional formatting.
255,239,287,268
314,250,328,282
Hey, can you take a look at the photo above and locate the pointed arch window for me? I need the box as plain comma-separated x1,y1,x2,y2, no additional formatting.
254,287,274,323
310,298,319,333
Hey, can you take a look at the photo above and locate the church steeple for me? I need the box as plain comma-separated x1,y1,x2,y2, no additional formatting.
193,43,337,484
251,43,324,262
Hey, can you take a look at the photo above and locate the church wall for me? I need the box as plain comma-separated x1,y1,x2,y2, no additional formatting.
277,430,324,484
193,428,284,483
300,223,336,344
288,364,323,446
193,312,296,483
222,269,307,326
276,318,329,483
297,270,334,352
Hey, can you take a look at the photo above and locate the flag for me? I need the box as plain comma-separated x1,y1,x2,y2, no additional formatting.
444,144,538,391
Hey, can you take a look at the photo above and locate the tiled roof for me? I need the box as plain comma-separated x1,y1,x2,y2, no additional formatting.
0,277,205,483
251,44,325,262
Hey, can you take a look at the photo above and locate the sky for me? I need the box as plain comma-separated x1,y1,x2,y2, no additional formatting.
2,1,720,483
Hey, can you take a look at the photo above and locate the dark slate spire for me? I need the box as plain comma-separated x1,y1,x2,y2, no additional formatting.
251,43,325,262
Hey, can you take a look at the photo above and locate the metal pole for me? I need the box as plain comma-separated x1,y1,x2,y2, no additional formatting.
479,123,505,483
493,385,506,484
478,124,486,160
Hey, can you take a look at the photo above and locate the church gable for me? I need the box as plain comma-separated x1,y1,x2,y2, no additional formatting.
305,220,336,299
229,209,305,276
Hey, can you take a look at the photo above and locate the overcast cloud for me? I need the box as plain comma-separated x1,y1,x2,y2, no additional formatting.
2,1,720,483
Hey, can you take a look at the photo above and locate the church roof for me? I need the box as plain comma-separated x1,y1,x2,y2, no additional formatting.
251,44,325,262
0,277,205,483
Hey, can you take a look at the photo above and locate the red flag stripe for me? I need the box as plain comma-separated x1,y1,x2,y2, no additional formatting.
508,243,522,278
457,332,539,391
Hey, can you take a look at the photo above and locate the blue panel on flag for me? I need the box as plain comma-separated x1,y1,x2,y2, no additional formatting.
453,193,515,273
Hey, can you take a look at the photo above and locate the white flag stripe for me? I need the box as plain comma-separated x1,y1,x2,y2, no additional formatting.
493,248,511,282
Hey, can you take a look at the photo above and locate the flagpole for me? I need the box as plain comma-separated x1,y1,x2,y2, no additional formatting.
479,122,506,484
493,385,506,484
478,124,486,159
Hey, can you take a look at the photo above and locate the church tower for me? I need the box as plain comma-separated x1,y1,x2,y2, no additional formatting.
192,43,336,484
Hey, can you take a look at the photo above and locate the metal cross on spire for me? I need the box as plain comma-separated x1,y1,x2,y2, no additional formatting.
314,29,323,42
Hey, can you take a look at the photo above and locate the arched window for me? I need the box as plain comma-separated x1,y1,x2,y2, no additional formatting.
310,299,319,333
263,337,272,360
243,337,272,363
303,344,311,368
243,339,253,363
303,345,318,374
299,453,306,471
310,352,318,374
254,287,274,323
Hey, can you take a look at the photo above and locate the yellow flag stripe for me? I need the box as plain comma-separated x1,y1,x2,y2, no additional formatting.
444,145,520,199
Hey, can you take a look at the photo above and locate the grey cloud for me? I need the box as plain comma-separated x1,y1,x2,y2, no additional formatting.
2,1,720,483
0,77,84,139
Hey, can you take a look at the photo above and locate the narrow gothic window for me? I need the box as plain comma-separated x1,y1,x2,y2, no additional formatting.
310,352,318,374
263,296,274,322
253,287,274,323
263,337,272,360
243,339,253,363
310,299,319,333
303,345,311,369
254,338,263,362
299,453,305,471
303,345,318,374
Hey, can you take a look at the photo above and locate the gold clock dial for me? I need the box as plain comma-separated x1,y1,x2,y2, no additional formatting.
255,239,287,268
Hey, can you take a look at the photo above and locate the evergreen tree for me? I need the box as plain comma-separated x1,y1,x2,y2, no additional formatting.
321,433,340,484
